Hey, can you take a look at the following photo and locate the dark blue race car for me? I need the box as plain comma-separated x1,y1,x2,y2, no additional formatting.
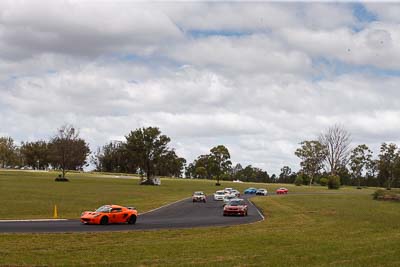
244,187,257,194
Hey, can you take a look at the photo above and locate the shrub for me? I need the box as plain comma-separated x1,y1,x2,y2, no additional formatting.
319,178,328,186
294,175,303,186
327,175,340,189
373,189,400,201
302,175,311,185
373,189,384,200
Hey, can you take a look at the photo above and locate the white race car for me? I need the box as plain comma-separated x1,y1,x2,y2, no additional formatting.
224,188,233,194
256,188,268,196
213,190,226,201
192,191,207,202
223,194,238,206
230,189,241,197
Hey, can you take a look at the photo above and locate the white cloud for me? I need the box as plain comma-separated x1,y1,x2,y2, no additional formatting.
279,22,400,70
166,35,312,75
0,2,400,174
159,2,356,32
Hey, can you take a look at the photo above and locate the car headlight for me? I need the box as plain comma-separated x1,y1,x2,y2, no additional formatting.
93,213,101,218
81,212,85,216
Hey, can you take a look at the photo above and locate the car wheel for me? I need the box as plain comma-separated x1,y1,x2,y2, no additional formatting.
128,215,137,225
100,216,108,225
203,199,206,203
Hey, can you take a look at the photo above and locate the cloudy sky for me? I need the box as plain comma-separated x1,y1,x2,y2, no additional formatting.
1,1,400,174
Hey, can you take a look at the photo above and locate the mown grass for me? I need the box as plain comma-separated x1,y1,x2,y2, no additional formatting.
1,170,399,266
0,170,349,219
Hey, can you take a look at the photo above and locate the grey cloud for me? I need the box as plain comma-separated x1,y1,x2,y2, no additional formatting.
0,1,183,60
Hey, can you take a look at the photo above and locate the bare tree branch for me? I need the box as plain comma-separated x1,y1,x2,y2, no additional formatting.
319,124,351,175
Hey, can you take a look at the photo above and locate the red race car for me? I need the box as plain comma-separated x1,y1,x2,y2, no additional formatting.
276,187,288,195
81,204,138,225
223,199,248,216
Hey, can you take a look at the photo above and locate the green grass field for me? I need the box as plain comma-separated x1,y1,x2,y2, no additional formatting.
1,170,400,266
0,170,341,219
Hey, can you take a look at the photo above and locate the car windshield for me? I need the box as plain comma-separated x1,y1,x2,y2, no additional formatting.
95,205,111,213
216,191,225,195
228,200,245,206
194,192,204,195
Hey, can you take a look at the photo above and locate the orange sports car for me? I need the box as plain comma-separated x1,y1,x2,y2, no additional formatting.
80,204,138,225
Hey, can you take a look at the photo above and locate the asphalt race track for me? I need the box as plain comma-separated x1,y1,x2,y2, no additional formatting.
0,195,264,233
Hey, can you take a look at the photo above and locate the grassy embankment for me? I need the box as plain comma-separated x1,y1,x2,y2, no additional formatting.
1,170,399,266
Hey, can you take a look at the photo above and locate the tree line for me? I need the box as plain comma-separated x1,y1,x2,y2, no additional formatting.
0,125,90,179
185,146,273,184
0,125,273,184
292,125,400,189
1,124,399,188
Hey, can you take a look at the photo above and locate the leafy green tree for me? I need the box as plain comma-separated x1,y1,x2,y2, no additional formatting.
194,166,207,179
294,175,303,186
378,143,400,190
278,166,293,183
231,163,243,180
295,140,327,185
20,141,50,170
196,154,214,179
187,154,213,179
349,144,373,188
336,165,351,186
189,149,272,183
209,145,232,185
230,164,269,183
319,177,328,186
327,175,341,189
91,141,131,173
365,159,379,187
156,150,186,177
125,127,172,185
0,137,18,168
49,125,90,179
185,163,195,178
240,165,257,182
254,167,270,183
